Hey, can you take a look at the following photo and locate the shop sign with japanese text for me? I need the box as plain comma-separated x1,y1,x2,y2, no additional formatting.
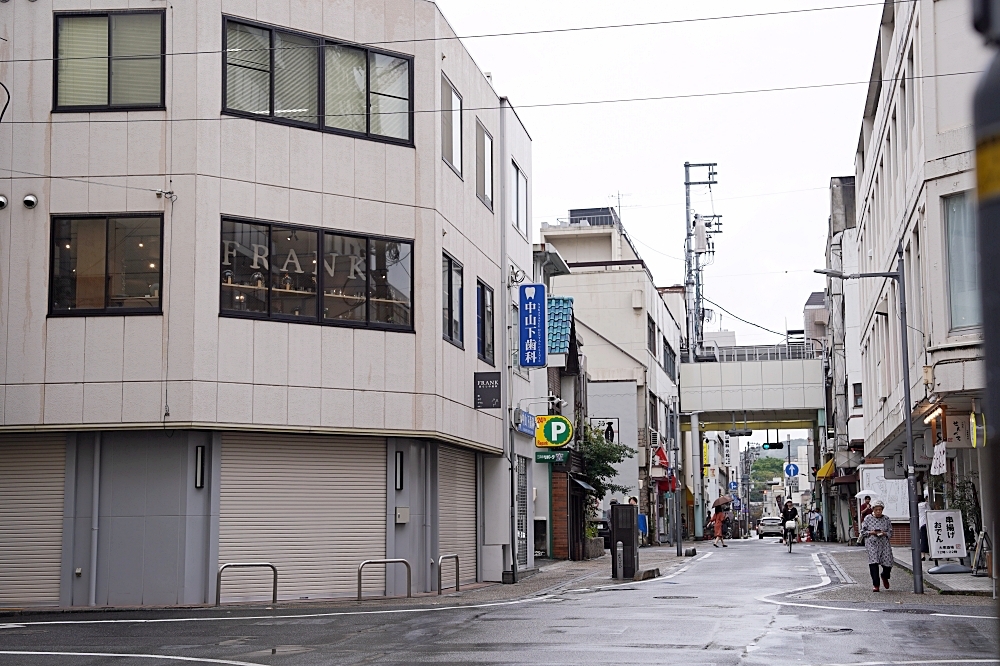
927,509,968,559
518,284,547,367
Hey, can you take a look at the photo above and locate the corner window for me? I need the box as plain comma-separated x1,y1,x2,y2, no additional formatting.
852,383,863,408
224,18,412,143
477,281,494,364
442,254,463,345
511,160,528,237
221,218,412,330
442,75,462,175
476,121,493,207
50,215,163,314
54,11,165,110
944,192,981,330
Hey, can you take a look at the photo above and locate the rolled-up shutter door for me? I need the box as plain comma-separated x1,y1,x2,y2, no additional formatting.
438,446,477,586
219,433,386,602
0,435,66,606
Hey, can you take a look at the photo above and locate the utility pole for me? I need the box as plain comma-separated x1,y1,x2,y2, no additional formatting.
684,162,717,540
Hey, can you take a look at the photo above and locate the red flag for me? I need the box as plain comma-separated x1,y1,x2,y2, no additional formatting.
652,446,669,467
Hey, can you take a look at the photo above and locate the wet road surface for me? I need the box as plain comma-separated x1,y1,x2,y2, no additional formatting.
1,539,996,665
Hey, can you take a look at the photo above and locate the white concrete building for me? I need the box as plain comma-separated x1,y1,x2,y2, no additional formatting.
538,209,683,532
852,0,991,513
0,0,534,607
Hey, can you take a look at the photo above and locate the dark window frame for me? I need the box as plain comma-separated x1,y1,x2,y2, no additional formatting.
219,215,415,333
647,315,657,355
442,252,464,348
52,10,167,113
48,213,165,317
852,383,863,408
475,119,493,210
649,393,658,431
476,279,494,365
663,336,677,381
221,16,415,147
441,72,463,178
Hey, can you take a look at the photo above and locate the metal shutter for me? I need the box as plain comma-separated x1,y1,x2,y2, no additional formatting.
0,435,66,607
219,433,386,602
438,446,477,586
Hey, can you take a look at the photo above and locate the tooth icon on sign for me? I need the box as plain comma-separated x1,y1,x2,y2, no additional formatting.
524,287,535,299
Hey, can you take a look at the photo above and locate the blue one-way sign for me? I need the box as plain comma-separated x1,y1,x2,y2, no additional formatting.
785,463,799,477
729,481,738,491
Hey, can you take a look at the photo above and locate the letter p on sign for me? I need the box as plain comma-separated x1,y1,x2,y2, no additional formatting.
536,415,574,448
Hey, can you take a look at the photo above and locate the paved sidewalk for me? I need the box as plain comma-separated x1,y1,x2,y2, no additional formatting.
890,546,996,596
812,548,996,606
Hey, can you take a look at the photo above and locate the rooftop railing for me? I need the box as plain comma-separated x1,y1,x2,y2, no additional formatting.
681,342,822,363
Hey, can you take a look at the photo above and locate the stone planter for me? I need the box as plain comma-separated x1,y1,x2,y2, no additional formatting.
584,536,606,559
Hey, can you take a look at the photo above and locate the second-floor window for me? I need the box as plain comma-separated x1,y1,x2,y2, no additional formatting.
476,121,493,208
442,253,463,345
477,281,494,364
54,11,165,110
224,18,412,143
441,75,462,174
944,191,981,330
647,315,657,355
50,215,163,314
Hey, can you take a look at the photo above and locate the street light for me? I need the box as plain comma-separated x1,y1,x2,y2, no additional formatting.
815,241,924,595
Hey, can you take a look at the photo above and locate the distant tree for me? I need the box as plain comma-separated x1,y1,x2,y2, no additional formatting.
749,457,784,501
579,424,636,506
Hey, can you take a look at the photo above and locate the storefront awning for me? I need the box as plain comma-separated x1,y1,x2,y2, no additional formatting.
816,458,836,480
572,478,596,493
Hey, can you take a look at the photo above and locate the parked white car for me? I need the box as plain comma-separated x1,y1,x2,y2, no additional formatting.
757,517,784,538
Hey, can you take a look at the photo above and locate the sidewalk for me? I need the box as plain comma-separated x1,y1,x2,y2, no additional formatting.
0,545,689,618
891,546,996,597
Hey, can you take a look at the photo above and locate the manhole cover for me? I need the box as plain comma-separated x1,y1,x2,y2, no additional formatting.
882,608,935,614
654,595,698,600
781,626,853,634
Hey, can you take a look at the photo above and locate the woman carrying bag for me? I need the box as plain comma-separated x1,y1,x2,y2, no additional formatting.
861,499,894,591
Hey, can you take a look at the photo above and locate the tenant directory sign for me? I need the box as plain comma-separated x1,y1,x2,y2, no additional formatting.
518,284,547,367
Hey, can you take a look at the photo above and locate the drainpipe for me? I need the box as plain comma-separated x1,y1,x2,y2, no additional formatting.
499,97,516,582
88,432,101,606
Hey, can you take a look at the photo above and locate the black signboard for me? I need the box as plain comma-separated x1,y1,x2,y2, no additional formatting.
474,372,501,409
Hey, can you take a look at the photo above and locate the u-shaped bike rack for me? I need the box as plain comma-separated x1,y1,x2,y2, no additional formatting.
357,559,411,601
436,554,460,595
216,562,278,606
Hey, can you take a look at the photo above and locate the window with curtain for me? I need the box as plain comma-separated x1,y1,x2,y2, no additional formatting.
476,121,493,207
55,12,164,109
50,215,163,314
442,75,462,174
224,19,412,143
442,254,463,345
221,219,412,330
477,281,494,364
945,191,982,329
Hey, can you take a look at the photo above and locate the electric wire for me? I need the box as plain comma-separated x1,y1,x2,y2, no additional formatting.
0,81,9,124
0,0,918,65
703,297,788,338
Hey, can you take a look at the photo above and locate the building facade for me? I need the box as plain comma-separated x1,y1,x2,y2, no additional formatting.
0,0,533,607
852,0,994,540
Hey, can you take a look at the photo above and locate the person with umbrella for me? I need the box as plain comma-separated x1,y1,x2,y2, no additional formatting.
711,496,732,548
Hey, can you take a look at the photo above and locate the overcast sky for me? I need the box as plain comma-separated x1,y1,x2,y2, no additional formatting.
435,0,884,345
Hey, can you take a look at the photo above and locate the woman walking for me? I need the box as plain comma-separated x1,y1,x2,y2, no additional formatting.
711,506,727,548
861,499,894,591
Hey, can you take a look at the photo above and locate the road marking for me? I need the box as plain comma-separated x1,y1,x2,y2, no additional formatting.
819,660,999,665
0,624,26,630
0,652,264,665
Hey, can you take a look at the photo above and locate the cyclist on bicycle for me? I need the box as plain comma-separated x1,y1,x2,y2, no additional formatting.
780,500,799,543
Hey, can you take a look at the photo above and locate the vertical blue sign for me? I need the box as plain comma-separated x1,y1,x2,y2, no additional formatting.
518,284,547,367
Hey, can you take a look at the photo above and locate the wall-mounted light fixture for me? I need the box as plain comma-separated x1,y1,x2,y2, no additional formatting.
394,450,404,491
923,406,944,425
195,445,205,489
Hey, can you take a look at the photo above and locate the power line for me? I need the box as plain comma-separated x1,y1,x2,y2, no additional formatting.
0,70,981,127
703,296,787,338
0,0,915,65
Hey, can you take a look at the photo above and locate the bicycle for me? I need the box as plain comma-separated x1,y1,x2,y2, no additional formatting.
785,521,797,553
972,530,993,577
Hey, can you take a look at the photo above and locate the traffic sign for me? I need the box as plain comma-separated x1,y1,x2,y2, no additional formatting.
535,415,574,448
535,450,570,464
785,463,799,477
729,481,739,491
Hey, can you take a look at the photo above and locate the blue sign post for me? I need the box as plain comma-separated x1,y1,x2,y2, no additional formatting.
729,481,739,491
785,463,799,477
518,284,547,368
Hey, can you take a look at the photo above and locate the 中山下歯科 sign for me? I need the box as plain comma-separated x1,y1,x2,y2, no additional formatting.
518,284,547,367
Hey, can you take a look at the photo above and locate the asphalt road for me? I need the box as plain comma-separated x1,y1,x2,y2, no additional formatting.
1,539,997,666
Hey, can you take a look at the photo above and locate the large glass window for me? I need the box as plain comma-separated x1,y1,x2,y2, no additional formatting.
945,191,982,329
50,215,162,314
647,316,657,354
476,121,493,207
442,75,462,174
477,281,494,364
442,254,463,345
663,337,676,381
221,219,411,330
55,12,164,110
224,19,412,143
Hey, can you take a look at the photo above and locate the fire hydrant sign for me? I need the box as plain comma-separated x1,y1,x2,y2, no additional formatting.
535,415,573,448
926,509,967,559
518,284,547,367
